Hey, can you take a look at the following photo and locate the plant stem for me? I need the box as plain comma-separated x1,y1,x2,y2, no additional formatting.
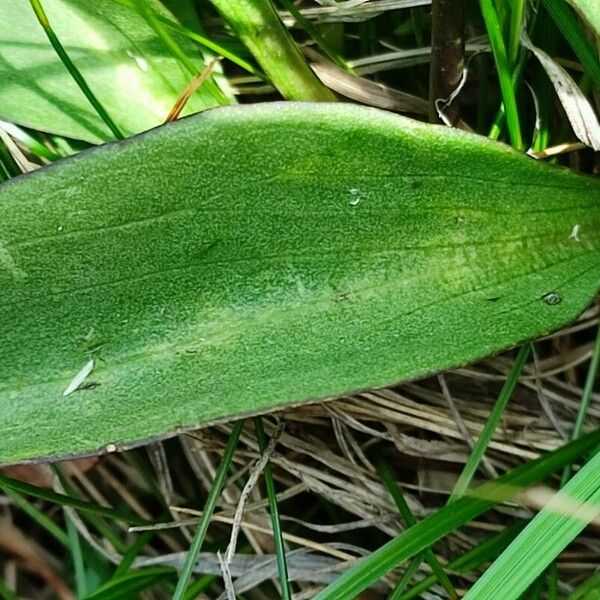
429,0,465,124
209,0,335,101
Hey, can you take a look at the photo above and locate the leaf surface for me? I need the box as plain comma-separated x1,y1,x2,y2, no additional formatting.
568,0,600,38
0,103,599,464
0,0,230,143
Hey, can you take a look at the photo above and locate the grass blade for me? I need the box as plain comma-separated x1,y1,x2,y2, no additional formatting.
377,458,456,598
449,344,530,502
28,0,123,139
479,0,523,148
82,566,175,600
315,428,600,600
0,473,145,525
463,445,600,599
172,421,244,600
398,522,526,600
255,417,291,600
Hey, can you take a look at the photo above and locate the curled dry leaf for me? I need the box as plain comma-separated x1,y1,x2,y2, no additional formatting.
522,32,600,150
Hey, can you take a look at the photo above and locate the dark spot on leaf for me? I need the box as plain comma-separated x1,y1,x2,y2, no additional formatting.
335,292,352,302
486,297,500,303
79,381,100,391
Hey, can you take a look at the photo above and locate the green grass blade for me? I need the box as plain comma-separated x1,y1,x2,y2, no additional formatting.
4,488,69,546
463,444,600,600
377,458,456,598
388,554,423,599
0,473,145,525
182,574,216,600
113,0,263,78
314,428,600,600
112,531,155,578
82,566,175,600
449,344,530,502
568,572,600,600
480,0,523,149
28,0,124,139
66,512,87,597
542,0,600,89
397,522,526,600
277,0,350,71
255,417,291,599
172,420,244,600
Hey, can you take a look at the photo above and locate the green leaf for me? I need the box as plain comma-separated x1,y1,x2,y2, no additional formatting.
464,447,600,599
0,0,231,143
0,103,599,464
568,0,600,38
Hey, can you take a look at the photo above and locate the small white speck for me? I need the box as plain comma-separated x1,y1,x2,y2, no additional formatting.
57,225,63,232
63,359,94,396
106,444,117,453
126,50,149,72
570,224,580,241
348,188,362,206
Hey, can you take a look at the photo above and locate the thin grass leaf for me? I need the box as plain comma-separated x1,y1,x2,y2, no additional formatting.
3,488,69,547
172,420,244,600
567,0,600,39
0,473,145,525
480,0,523,148
449,344,530,502
463,445,600,600
315,428,600,600
523,31,600,150
66,512,87,597
182,574,216,600
388,554,423,599
568,572,600,600
398,522,526,600
255,417,291,600
112,531,155,578
377,458,456,598
113,0,263,77
82,566,175,600
28,0,124,139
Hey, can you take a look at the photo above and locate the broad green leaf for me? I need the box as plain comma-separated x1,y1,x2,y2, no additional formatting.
464,447,600,600
0,103,599,464
568,0,600,37
0,0,231,143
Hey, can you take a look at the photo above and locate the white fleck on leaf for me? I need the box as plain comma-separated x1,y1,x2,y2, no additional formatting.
522,32,600,151
63,359,94,397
